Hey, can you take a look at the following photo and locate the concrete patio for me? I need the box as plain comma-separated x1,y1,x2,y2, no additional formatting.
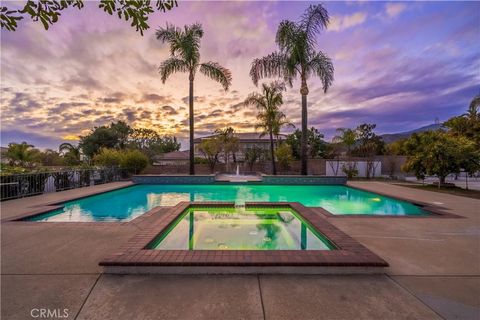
1,181,479,319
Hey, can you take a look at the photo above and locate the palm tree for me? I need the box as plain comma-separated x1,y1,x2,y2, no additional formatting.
59,142,81,165
244,82,293,175
156,23,232,175
464,94,480,121
250,4,334,175
214,127,238,173
5,142,39,168
333,128,357,156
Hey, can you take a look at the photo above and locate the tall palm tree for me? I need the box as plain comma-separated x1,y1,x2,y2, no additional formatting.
250,4,334,175
156,23,232,175
244,82,293,175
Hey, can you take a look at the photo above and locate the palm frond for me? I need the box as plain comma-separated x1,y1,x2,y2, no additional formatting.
199,61,232,91
308,51,334,93
299,4,329,44
250,52,291,86
156,23,181,56
177,23,203,66
158,57,188,83
276,20,300,52
244,93,267,109
185,22,203,39
157,23,203,67
59,142,74,152
466,95,480,119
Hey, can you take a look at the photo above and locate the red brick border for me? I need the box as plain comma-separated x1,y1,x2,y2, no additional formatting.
99,202,388,268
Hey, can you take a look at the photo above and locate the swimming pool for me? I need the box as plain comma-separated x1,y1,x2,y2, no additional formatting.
149,207,335,250
24,184,427,222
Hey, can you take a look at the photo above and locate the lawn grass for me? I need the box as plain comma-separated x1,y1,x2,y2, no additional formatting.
395,183,480,200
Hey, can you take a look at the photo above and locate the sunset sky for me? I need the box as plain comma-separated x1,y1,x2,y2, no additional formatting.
1,1,479,150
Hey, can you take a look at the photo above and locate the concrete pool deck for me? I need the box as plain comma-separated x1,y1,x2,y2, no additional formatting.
1,181,479,319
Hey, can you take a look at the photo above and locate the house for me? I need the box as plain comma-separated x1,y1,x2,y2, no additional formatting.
152,150,190,165
193,132,287,161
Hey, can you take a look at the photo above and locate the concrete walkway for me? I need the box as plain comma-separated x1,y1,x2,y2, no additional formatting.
1,181,479,319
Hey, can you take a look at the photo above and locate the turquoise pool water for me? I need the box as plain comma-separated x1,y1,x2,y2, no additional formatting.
25,184,427,222
149,207,334,250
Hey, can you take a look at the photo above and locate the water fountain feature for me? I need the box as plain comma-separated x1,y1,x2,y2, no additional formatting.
215,164,263,182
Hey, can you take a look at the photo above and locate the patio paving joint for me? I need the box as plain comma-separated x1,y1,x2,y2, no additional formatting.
386,274,447,320
73,273,102,320
257,275,266,320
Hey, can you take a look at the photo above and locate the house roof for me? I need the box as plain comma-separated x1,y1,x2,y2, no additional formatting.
194,132,288,143
153,150,190,160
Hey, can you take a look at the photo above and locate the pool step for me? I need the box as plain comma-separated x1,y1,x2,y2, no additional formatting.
103,265,387,275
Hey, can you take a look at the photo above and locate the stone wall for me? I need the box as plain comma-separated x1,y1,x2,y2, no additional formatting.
143,159,327,175
142,157,408,177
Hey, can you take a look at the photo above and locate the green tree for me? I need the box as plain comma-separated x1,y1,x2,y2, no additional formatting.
286,127,326,160
93,148,123,167
214,127,238,173
197,137,221,173
275,143,294,172
332,128,357,156
444,94,480,147
244,146,264,172
250,4,334,175
352,124,384,178
459,144,480,190
156,23,232,175
465,94,480,121
352,123,385,157
148,135,181,155
244,82,292,175
128,128,180,159
120,149,149,174
384,139,407,178
59,142,82,166
110,121,132,149
403,131,479,187
4,142,40,168
1,0,177,34
79,121,132,159
38,149,63,166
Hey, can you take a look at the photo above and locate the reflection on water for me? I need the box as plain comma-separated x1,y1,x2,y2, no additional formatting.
152,207,333,251
26,184,426,222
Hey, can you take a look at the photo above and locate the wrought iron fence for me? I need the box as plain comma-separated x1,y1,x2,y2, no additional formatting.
0,167,132,201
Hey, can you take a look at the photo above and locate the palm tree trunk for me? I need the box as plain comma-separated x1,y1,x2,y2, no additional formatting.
189,76,195,175
301,93,308,175
269,130,277,175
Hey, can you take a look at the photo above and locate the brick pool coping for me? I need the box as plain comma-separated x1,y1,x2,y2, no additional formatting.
99,202,389,269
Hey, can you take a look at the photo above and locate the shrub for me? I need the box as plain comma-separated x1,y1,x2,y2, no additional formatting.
275,143,293,171
194,157,209,165
342,162,358,179
93,148,123,167
120,150,149,174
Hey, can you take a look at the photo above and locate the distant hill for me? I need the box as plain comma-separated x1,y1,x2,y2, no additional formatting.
381,123,443,144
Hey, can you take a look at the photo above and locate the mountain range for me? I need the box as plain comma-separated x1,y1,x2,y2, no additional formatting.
380,123,443,143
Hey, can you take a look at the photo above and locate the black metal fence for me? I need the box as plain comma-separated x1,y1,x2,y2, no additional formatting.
0,167,132,201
